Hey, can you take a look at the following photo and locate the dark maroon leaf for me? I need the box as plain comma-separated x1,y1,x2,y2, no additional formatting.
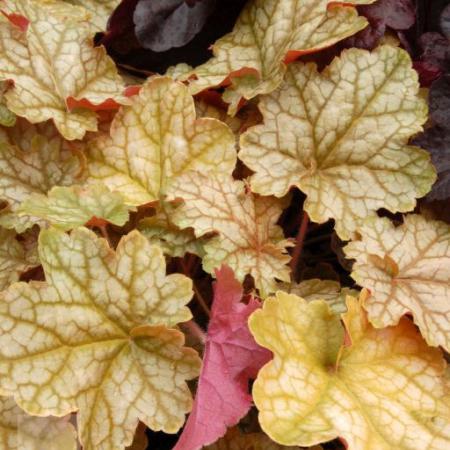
417,32,450,68
134,0,216,52
414,126,450,201
429,75,450,127
345,0,415,50
413,60,443,86
102,0,247,74
441,3,450,39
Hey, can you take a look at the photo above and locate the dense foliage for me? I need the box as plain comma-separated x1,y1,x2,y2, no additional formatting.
0,0,449,449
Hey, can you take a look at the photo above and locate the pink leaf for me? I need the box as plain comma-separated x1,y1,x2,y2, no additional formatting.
173,266,270,450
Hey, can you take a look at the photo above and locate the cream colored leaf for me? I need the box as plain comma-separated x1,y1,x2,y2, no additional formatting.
344,214,450,351
0,227,37,290
138,203,207,258
0,0,128,140
0,120,83,232
0,396,77,450
183,0,373,113
87,76,236,206
279,279,358,314
64,0,120,31
205,426,321,450
18,184,135,230
166,173,292,295
249,291,450,449
240,46,435,240
0,228,201,450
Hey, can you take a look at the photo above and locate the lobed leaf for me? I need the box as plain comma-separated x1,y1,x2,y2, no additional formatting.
0,0,128,140
0,228,201,450
87,76,236,206
0,396,77,450
19,184,135,231
64,0,120,32
240,46,435,239
249,291,450,449
166,173,292,295
344,214,450,351
181,0,374,113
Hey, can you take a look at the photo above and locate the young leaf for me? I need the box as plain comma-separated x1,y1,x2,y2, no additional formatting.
166,173,292,295
240,46,435,240
280,278,359,314
0,396,77,450
0,0,128,140
0,120,83,232
18,184,135,231
344,214,450,351
0,227,37,290
87,76,236,206
0,228,201,450
249,291,450,449
138,203,207,258
173,266,271,450
64,0,120,31
181,0,374,113
205,427,321,449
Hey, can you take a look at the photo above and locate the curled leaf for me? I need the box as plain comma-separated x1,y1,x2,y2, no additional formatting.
344,214,450,351
0,228,201,450
182,0,374,113
240,46,435,239
249,291,450,449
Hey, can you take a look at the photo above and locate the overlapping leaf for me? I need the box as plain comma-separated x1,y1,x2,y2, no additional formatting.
249,291,450,449
19,184,135,231
0,0,128,140
344,214,450,351
167,173,292,295
0,120,83,232
174,266,270,450
181,0,374,113
280,279,358,314
240,46,435,239
0,228,37,291
64,0,120,31
87,76,236,205
0,227,201,450
0,396,77,450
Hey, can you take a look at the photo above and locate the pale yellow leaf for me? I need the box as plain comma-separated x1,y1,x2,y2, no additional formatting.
183,0,374,113
0,0,128,140
18,184,135,230
344,214,450,351
0,396,77,450
166,173,292,295
0,120,83,232
0,228,201,450
240,46,435,240
249,292,450,449
87,76,236,206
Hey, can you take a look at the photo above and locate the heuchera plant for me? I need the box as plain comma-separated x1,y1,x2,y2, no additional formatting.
0,0,449,449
